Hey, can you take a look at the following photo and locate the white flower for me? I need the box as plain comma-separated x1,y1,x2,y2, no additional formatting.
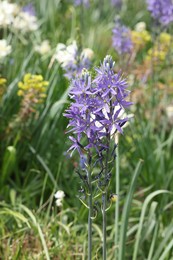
54,190,65,207
54,190,65,200
166,106,173,119
13,11,38,32
54,41,77,68
0,1,19,27
55,199,63,207
81,48,94,60
135,22,146,32
0,39,11,59
35,40,51,55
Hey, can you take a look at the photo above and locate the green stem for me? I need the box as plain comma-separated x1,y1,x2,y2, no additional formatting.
102,134,110,260
80,3,84,32
88,162,92,260
115,135,119,258
102,192,107,260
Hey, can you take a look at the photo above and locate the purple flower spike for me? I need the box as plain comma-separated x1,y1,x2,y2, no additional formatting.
111,0,122,8
73,0,90,8
64,56,132,157
146,0,173,26
112,21,133,55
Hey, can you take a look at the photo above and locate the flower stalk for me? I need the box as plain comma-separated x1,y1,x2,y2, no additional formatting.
115,134,119,258
64,55,132,259
87,155,93,260
102,191,107,260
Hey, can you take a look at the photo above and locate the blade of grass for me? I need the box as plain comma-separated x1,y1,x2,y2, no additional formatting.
119,159,143,260
29,145,57,187
147,222,159,260
159,239,173,260
152,222,173,260
20,204,50,260
132,190,172,260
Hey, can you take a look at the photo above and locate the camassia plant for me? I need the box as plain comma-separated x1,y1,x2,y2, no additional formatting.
64,55,132,260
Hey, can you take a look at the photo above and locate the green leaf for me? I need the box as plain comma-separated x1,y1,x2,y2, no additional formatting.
132,190,172,260
119,159,143,260
1,146,16,184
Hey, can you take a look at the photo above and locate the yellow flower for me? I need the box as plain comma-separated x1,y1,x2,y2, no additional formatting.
0,78,6,85
146,47,167,63
17,90,24,96
159,33,171,47
18,74,48,97
18,73,49,107
0,77,7,98
110,194,118,203
131,30,151,48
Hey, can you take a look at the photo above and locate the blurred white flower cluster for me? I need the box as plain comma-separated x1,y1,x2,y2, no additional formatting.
52,40,94,79
0,39,11,59
0,1,38,32
0,0,19,27
54,41,78,68
166,106,173,120
35,40,51,55
134,22,146,32
54,41,94,69
54,190,65,207
12,11,38,32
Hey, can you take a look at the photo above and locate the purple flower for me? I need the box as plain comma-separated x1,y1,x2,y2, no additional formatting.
112,21,133,55
22,3,36,16
64,56,132,157
73,0,90,7
146,0,173,26
111,0,122,8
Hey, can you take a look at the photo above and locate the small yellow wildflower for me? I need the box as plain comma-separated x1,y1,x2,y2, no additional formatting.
146,47,167,63
0,77,7,99
18,73,49,104
159,32,172,48
145,32,172,65
131,30,151,48
17,73,49,121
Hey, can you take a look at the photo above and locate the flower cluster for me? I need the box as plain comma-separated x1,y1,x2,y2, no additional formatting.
54,41,93,80
13,10,38,32
146,0,173,26
0,77,6,101
73,0,90,7
34,40,51,55
112,21,133,55
54,190,65,207
22,3,36,16
0,39,11,60
146,33,172,64
64,55,132,157
111,0,122,8
0,0,19,27
17,74,48,120
131,22,151,49
159,32,172,48
0,1,38,32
